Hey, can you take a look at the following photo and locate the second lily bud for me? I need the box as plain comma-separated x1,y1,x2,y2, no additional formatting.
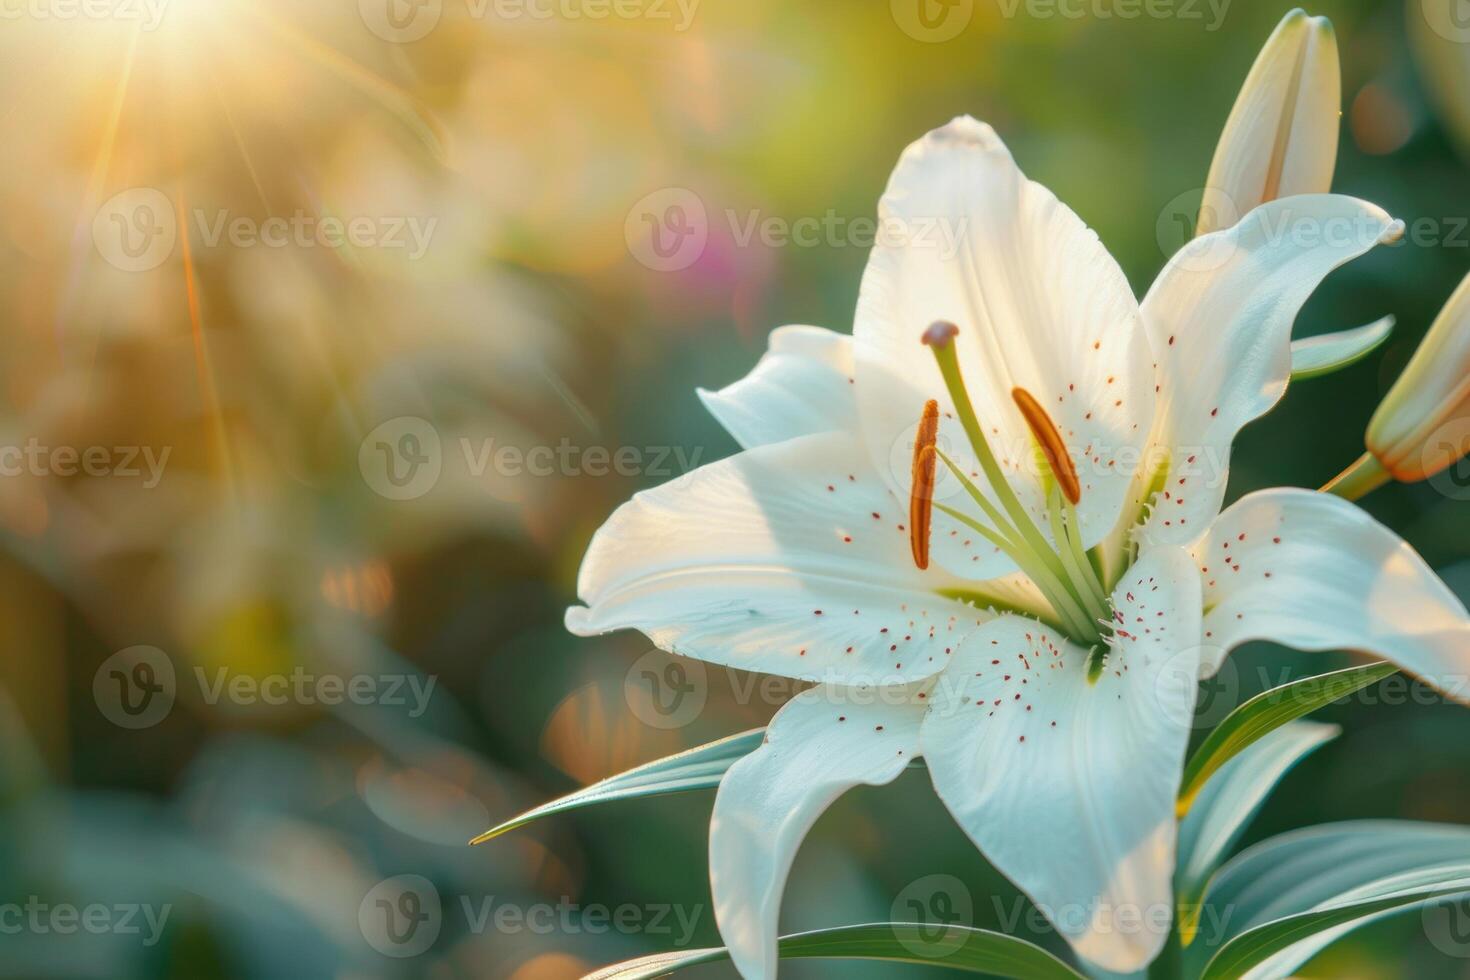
1366,270,1470,484
1198,8,1341,235
1322,267,1470,500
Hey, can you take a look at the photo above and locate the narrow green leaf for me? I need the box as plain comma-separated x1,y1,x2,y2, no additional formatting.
470,729,765,845
1177,662,1398,816
1174,721,1338,944
1289,316,1394,381
1193,821,1470,980
1200,887,1470,980
581,923,1087,980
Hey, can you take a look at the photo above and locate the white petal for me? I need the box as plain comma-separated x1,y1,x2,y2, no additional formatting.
1138,194,1400,547
853,116,1154,579
711,685,926,980
921,547,1203,973
698,326,857,450
1193,487,1470,703
1198,10,1340,235
567,432,987,685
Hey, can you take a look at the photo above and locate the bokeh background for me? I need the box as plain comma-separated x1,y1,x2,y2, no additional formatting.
0,0,1468,977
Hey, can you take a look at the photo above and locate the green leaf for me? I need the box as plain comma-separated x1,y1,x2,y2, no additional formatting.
1289,317,1394,381
581,923,1088,980
470,729,765,845
1177,662,1398,816
1191,821,1470,980
1174,721,1338,944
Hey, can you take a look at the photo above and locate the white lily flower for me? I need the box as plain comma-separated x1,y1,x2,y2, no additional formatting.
566,117,1458,977
1198,8,1341,235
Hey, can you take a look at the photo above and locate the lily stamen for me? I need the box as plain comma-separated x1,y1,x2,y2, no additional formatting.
1012,386,1081,505
909,400,940,570
1011,385,1110,617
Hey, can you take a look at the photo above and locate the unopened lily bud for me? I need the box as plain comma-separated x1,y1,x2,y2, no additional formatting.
1198,9,1340,235
1365,270,1470,482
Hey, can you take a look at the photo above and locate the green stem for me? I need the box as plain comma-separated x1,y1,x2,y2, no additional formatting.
1064,500,1111,611
931,451,1099,640
935,448,1024,551
1046,487,1110,626
1321,451,1390,501
937,502,1098,643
